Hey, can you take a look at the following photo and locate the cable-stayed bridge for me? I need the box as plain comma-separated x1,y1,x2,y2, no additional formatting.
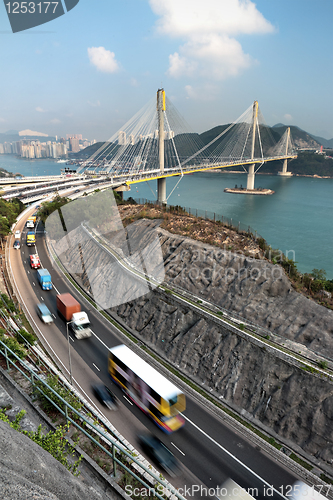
0,90,297,203
76,89,297,203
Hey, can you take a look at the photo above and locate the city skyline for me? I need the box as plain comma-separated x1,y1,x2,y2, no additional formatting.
0,0,332,142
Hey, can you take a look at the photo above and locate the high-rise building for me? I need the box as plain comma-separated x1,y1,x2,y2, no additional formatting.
69,137,80,153
118,131,126,145
4,142,12,154
128,134,135,145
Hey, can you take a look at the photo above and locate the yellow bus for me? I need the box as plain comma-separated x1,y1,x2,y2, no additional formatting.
108,344,186,433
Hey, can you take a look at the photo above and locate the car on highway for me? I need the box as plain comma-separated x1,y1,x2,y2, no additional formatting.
92,384,118,410
30,254,41,269
36,303,53,324
13,239,20,250
138,433,181,477
14,230,21,239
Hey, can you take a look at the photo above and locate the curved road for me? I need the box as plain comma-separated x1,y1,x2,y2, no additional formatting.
9,211,301,500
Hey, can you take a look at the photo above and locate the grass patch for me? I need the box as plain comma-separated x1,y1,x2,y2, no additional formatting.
289,453,313,471
320,474,333,485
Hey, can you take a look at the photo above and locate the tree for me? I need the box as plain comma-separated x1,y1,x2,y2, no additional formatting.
311,268,326,281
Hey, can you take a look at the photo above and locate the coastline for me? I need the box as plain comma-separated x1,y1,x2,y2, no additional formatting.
208,169,333,179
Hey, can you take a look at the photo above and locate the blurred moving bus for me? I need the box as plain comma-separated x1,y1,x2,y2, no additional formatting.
109,344,185,433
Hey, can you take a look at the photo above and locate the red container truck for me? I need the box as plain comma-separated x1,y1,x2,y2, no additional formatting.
56,293,91,339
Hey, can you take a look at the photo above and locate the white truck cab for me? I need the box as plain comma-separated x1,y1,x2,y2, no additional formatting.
70,311,91,339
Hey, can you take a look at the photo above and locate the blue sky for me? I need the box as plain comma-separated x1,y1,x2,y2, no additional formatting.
0,0,332,141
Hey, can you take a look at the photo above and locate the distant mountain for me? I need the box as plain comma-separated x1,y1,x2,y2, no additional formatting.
272,124,333,149
77,124,328,162
4,129,19,135
309,135,333,148
0,132,56,143
270,125,321,149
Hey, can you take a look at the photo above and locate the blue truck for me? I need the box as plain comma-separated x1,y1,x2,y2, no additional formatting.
36,269,52,290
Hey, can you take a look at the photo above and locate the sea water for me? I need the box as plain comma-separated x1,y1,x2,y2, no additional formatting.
1,155,332,278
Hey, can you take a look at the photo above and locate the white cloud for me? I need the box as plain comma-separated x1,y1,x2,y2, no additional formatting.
50,118,61,124
149,0,274,81
284,113,293,122
0,117,5,123
87,100,101,107
168,34,253,79
19,129,48,137
36,106,47,113
88,46,120,74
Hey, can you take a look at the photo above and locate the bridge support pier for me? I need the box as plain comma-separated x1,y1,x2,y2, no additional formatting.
278,158,293,176
157,177,167,205
278,127,293,176
246,164,255,190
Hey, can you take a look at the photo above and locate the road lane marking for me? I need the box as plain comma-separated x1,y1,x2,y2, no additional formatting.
123,395,133,405
51,313,56,319
32,282,35,286
182,414,286,499
69,336,75,343
92,363,100,371
90,329,110,350
40,297,44,301
171,442,185,456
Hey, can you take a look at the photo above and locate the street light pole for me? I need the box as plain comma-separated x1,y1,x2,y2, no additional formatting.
66,321,73,385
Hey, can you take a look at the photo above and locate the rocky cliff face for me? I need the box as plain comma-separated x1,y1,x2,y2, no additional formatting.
50,219,333,463
114,290,333,462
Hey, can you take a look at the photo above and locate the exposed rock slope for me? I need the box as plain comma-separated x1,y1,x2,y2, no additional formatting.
51,218,333,463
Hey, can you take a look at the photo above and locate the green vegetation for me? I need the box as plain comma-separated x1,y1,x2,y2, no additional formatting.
289,453,313,471
260,152,333,177
33,374,82,417
1,293,16,312
37,194,70,225
0,197,24,244
0,408,82,475
257,233,332,306
0,328,27,359
320,474,333,485
15,328,36,346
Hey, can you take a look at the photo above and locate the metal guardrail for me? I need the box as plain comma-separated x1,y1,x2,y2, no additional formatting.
0,339,186,500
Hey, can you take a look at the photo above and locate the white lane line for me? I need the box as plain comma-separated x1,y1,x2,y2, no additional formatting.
171,442,185,456
123,395,133,405
92,363,100,371
69,336,75,343
182,414,286,499
40,297,44,301
52,283,60,294
32,282,35,286
51,313,56,319
90,329,110,351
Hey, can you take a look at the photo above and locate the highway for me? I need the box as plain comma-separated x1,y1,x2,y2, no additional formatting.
9,209,302,500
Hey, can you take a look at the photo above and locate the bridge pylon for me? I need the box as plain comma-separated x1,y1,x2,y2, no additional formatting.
157,88,167,204
278,127,293,176
246,101,258,190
